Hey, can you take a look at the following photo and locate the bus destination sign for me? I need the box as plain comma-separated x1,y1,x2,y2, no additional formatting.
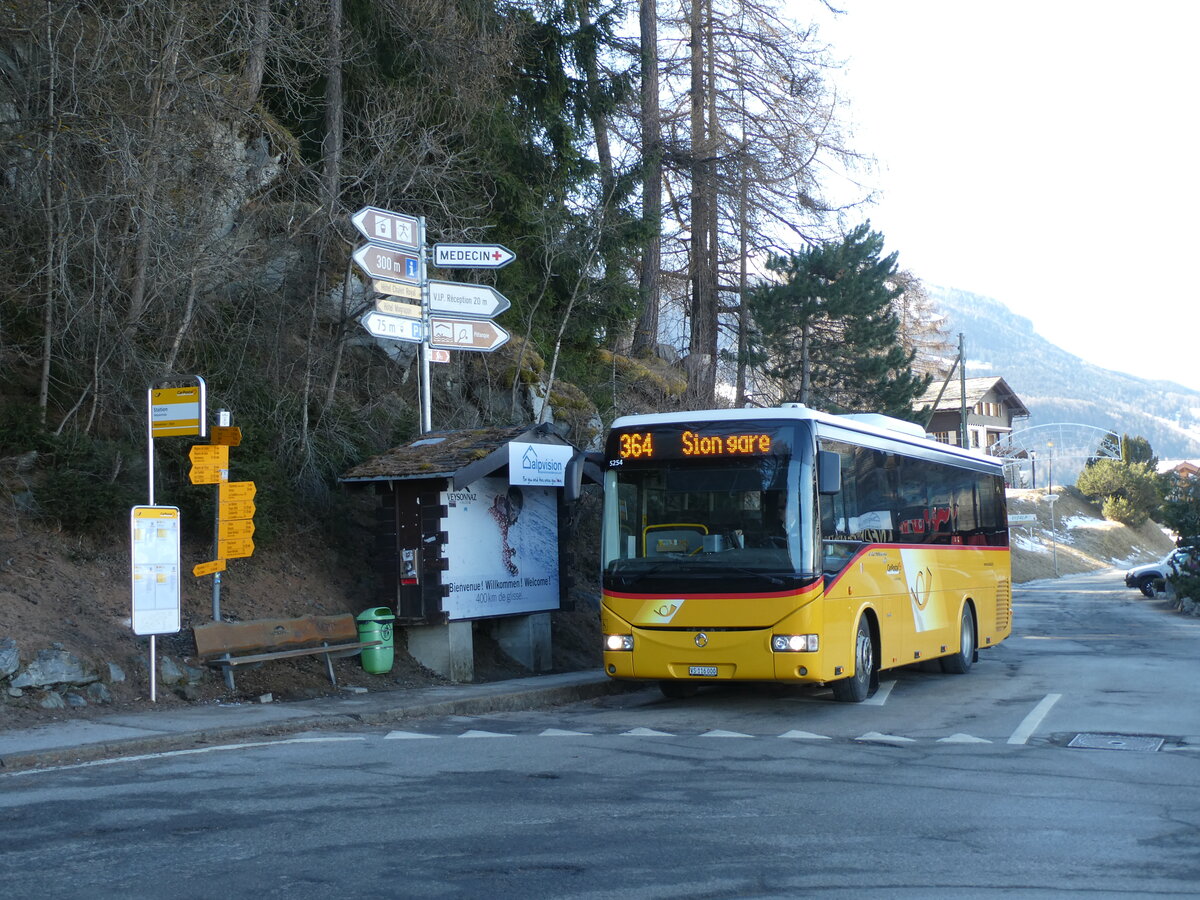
609,425,784,463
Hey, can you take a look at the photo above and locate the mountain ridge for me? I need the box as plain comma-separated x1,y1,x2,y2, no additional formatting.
928,286,1200,460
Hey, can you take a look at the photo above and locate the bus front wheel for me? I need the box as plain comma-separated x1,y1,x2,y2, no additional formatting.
940,604,976,674
832,616,877,702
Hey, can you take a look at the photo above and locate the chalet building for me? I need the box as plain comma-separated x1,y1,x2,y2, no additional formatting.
915,376,1030,453
1158,460,1200,479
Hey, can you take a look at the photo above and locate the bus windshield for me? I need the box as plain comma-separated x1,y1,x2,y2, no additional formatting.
601,447,810,592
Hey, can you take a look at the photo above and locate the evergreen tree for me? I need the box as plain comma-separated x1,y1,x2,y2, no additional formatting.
1076,457,1160,527
745,224,930,418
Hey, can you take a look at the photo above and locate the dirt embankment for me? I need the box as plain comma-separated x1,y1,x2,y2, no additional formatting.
1007,488,1175,582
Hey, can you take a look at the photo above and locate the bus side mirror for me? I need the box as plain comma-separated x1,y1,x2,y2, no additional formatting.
564,452,585,503
817,450,841,495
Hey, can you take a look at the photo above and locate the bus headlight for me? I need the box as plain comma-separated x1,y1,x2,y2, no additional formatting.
605,634,634,652
772,634,818,652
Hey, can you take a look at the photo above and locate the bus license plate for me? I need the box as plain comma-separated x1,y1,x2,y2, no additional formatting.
688,665,718,677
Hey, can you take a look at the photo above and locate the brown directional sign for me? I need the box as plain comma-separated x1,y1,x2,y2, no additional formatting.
351,206,421,250
427,316,510,352
353,243,420,284
219,481,256,503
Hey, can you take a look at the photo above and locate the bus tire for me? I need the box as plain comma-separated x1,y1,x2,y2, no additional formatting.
940,604,976,674
832,616,876,703
659,680,699,700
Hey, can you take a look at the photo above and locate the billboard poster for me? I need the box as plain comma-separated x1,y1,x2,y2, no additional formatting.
441,477,560,620
508,441,573,487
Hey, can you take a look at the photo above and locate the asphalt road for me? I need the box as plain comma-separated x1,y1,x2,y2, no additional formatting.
4,570,1200,898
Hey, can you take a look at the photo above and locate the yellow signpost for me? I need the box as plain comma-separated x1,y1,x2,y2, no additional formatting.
188,444,228,485
219,499,256,520
218,536,255,559
209,426,242,446
218,519,255,541
220,481,256,502
193,559,226,577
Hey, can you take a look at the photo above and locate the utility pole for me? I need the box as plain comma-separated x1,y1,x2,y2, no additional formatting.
958,333,968,448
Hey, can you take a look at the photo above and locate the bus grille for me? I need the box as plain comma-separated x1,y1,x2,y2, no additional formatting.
995,578,1012,632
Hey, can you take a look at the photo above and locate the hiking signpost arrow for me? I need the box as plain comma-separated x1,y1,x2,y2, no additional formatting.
428,280,511,319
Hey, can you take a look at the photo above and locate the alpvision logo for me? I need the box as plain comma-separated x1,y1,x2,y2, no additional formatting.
521,446,565,474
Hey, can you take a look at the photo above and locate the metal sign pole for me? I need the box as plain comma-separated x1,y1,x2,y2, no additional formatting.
212,409,229,624
419,216,432,434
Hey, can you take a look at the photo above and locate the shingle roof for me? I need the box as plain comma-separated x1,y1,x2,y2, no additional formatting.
340,423,569,487
915,376,1030,418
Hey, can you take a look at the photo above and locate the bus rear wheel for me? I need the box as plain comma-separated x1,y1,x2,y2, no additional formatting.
832,616,877,703
940,604,976,674
659,680,699,700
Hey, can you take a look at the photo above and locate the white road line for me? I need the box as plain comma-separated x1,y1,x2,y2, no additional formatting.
700,730,753,738
1,736,366,778
621,727,674,736
1007,693,1062,745
863,680,896,706
778,730,831,740
385,730,438,740
856,731,916,744
459,730,514,738
938,733,992,744
540,728,592,736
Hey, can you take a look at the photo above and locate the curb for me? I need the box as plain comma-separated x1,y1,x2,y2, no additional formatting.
0,674,634,774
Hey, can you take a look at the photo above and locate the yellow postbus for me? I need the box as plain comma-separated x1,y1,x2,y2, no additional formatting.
600,404,1012,701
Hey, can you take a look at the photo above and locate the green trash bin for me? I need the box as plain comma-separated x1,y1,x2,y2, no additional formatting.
357,607,395,674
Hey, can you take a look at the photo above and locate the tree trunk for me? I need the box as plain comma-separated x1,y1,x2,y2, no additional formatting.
241,0,271,107
631,0,662,359
687,0,716,405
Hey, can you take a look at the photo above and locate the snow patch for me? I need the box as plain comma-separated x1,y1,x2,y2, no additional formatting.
1012,534,1049,554
1063,515,1119,531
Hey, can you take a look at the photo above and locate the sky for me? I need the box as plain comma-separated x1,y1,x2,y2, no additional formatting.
804,1,1200,390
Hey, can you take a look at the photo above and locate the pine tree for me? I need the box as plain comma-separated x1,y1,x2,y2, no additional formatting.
746,224,930,418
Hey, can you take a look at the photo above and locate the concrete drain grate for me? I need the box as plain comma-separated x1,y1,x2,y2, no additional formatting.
1067,733,1164,752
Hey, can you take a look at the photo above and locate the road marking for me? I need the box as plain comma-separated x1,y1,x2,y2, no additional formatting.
540,728,592,736
701,729,753,738
385,730,438,740
938,733,992,744
856,731,916,744
863,680,897,706
1007,693,1062,745
778,730,831,740
459,730,514,738
621,727,674,736
1,736,366,777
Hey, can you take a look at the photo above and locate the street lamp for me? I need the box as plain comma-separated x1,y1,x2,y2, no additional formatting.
1030,451,1037,489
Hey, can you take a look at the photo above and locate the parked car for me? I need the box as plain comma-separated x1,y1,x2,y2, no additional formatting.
1125,549,1194,597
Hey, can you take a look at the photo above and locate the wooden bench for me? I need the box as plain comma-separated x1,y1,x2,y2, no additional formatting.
193,614,381,691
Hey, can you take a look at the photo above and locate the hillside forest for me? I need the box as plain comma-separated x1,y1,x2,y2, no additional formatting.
0,0,948,539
